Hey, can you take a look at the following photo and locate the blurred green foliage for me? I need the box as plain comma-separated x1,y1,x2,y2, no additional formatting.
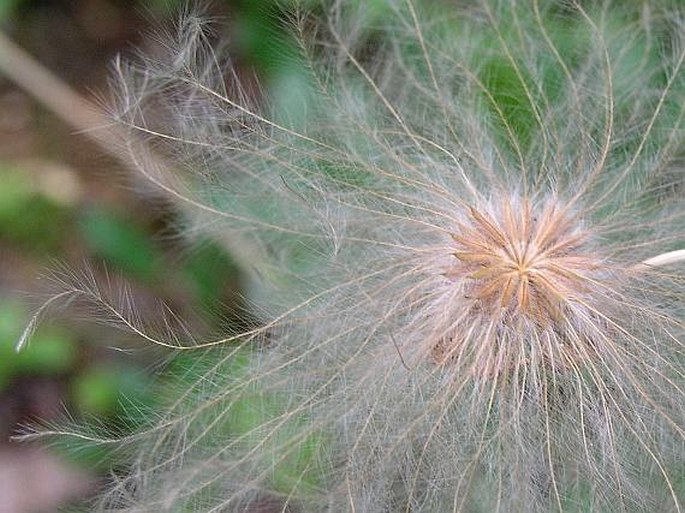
0,0,23,20
0,164,70,253
0,0,316,507
0,157,239,479
0,301,75,389
71,364,151,418
79,207,160,284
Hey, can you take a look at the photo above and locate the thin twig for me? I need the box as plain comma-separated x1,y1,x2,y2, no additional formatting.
0,30,169,177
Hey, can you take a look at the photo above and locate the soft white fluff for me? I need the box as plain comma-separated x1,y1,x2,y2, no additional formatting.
40,1,685,512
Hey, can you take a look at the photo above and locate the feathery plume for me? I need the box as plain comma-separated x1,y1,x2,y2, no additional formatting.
39,1,685,511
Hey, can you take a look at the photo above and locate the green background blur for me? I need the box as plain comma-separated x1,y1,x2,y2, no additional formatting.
0,1,297,510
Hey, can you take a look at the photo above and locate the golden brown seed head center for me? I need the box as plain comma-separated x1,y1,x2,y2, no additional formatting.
448,198,596,324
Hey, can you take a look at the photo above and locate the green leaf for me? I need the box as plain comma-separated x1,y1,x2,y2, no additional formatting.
79,208,160,282
182,240,239,310
0,300,25,389
15,329,76,375
0,0,22,21
72,365,152,417
0,300,77,385
0,164,70,252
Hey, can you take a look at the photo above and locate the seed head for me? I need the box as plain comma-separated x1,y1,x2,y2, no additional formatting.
435,196,603,374
75,1,685,512
451,199,592,322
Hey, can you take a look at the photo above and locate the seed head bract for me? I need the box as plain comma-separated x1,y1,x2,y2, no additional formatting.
36,1,685,512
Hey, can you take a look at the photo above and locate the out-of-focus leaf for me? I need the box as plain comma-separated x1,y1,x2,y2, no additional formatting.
15,329,76,375
0,165,70,252
0,300,24,389
79,207,160,283
182,240,239,310
0,0,22,20
0,300,76,387
72,365,151,417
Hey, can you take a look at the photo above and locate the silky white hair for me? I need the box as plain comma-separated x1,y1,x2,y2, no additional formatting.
29,1,685,512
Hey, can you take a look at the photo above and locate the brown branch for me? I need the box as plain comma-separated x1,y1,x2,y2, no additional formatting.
0,30,168,179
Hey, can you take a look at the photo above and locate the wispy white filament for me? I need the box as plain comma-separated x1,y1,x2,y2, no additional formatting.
639,249,685,268
17,2,685,512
